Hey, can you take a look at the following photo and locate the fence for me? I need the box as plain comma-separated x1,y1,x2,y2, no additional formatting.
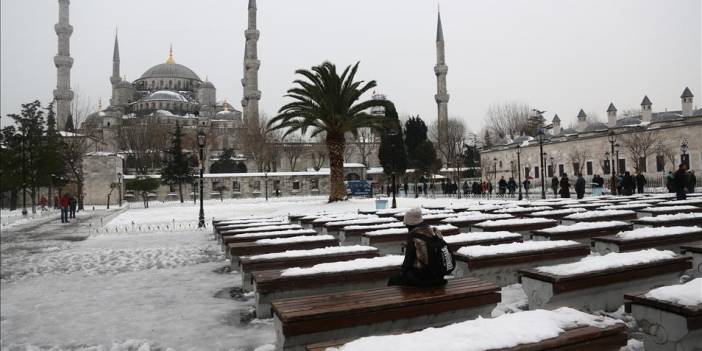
88,219,209,235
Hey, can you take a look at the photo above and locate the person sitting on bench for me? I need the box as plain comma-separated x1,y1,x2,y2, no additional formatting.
388,207,450,287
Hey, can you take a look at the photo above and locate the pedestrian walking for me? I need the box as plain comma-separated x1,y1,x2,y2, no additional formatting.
551,176,559,198
635,172,647,194
622,172,635,196
559,173,571,198
69,196,77,218
60,193,70,223
674,164,688,200
574,173,586,199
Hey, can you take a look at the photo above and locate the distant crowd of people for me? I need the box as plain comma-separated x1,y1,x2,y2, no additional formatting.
666,164,697,200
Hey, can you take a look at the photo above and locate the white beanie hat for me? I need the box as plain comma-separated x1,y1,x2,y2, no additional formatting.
404,207,423,226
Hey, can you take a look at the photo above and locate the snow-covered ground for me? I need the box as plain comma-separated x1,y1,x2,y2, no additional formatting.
0,196,648,350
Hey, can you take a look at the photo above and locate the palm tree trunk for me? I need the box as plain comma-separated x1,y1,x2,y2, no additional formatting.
327,134,346,202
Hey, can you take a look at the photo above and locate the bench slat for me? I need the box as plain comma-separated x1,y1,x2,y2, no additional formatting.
255,266,400,293
456,244,590,270
241,250,378,274
593,231,702,252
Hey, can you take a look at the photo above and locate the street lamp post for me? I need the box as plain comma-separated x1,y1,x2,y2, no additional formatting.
493,157,497,181
536,129,546,199
197,130,206,228
117,172,123,207
549,156,554,178
681,137,689,169
607,130,617,195
18,132,27,215
264,166,270,201
388,128,399,208
516,145,523,200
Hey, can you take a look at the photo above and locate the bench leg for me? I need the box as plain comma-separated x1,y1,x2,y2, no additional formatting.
630,304,702,351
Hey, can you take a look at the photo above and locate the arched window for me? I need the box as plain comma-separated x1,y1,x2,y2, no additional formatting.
159,102,163,109
168,80,172,88
176,81,181,89
160,80,164,88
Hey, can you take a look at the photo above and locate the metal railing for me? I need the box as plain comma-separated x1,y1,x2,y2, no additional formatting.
88,219,209,235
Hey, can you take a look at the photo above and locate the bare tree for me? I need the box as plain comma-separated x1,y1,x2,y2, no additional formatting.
485,102,533,140
567,147,591,175
620,130,661,173
353,127,379,168
242,114,281,172
281,135,306,171
430,118,466,169
118,117,169,175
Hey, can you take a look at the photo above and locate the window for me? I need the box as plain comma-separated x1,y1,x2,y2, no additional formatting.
168,80,173,88
534,166,539,178
572,163,580,175
547,165,554,178
638,157,647,173
558,164,564,176
524,167,530,177
656,155,665,172
232,180,241,192
586,161,593,176
292,180,301,191
499,160,503,168
252,180,261,192
618,159,626,174
310,179,319,190
604,160,611,175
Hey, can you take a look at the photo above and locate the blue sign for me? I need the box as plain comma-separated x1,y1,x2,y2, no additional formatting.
346,180,371,196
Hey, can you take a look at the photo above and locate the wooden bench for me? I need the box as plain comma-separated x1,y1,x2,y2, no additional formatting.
440,212,514,232
305,308,628,351
391,210,454,224
357,224,459,255
561,210,638,224
658,198,702,207
492,206,553,216
681,241,702,277
221,229,318,246
311,215,376,233
525,208,587,221
471,217,558,240
272,277,499,350
633,213,702,228
253,255,400,318
239,245,379,292
374,208,407,218
591,227,702,254
219,223,301,237
338,222,406,245
453,241,589,287
530,221,633,244
625,282,702,351
213,215,279,225
357,209,377,215
323,217,396,238
288,213,309,225
519,252,691,312
562,203,608,210
228,235,339,268
597,203,651,211
637,205,702,217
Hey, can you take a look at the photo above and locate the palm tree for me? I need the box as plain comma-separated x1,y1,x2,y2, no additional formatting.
268,61,388,202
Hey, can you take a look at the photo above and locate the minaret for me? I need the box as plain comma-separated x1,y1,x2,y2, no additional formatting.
434,9,449,146
111,31,121,85
242,0,261,129
54,0,74,130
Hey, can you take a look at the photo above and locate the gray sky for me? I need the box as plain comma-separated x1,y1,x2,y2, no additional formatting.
1,0,701,132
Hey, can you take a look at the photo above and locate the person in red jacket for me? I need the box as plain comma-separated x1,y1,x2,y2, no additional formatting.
60,193,70,223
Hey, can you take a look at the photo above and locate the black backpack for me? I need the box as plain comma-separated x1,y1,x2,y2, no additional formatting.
413,228,455,278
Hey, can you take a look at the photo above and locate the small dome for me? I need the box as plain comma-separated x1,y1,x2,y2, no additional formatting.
201,81,215,89
139,63,201,81
144,90,187,102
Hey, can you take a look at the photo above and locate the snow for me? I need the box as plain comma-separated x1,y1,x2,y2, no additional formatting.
243,245,377,261
659,199,702,206
635,212,702,222
615,226,702,240
328,307,619,351
493,206,552,214
443,231,522,244
528,200,579,206
280,255,403,277
456,240,579,258
313,214,375,223
325,217,397,226
233,229,317,238
342,222,405,231
223,224,302,234
563,209,635,220
536,249,678,276
442,212,514,223
375,208,408,215
598,203,650,210
538,221,629,233
435,224,459,232
475,217,556,227
255,234,334,245
218,221,288,230
461,204,518,212
491,284,528,317
529,208,587,216
644,278,702,306
641,205,700,212
364,224,457,236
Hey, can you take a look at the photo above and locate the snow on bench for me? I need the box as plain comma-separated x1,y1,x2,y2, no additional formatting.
453,240,589,287
312,214,377,232
306,307,628,351
240,245,379,293
220,224,302,236
681,241,702,277
637,205,702,217
338,222,406,242
561,209,637,224
458,204,518,213
526,200,580,208
471,217,558,239
562,203,604,210
355,225,469,255
598,203,651,211
213,219,286,237
298,213,359,227
492,206,553,215
525,208,587,221
213,215,281,225
391,208,454,219
530,221,632,243
375,208,408,217
625,278,702,351
658,198,702,207
221,229,318,246
271,277,500,350
253,255,402,318
227,235,339,268
323,217,397,238
440,212,514,232
519,249,691,312
592,226,702,254
633,213,702,228
443,231,523,251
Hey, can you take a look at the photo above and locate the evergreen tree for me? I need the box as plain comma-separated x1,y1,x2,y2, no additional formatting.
7,100,47,213
403,116,440,192
377,102,407,177
126,176,161,208
0,124,22,210
403,115,428,156
160,123,194,203
64,114,75,132
41,102,66,199
210,148,242,173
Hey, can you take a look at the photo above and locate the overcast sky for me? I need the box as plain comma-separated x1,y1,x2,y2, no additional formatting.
1,0,700,132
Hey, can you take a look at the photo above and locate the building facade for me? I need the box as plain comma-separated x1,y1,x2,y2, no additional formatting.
480,88,702,187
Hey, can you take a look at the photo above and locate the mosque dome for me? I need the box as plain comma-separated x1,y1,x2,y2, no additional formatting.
201,80,215,89
144,90,188,102
140,63,201,81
